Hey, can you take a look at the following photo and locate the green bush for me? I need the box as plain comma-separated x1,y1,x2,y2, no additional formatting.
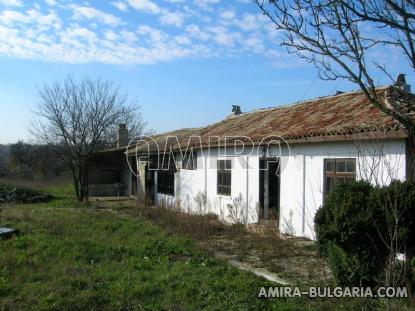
315,181,389,286
316,179,415,288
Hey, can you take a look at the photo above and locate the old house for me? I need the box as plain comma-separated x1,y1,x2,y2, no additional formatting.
91,79,414,239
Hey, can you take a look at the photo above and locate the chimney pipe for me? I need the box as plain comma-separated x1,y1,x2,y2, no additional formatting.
117,124,129,148
231,105,242,116
395,73,411,93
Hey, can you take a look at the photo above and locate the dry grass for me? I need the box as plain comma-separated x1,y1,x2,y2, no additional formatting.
122,202,331,286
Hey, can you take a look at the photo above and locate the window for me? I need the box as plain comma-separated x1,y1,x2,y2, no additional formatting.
182,151,197,170
157,156,176,196
324,158,356,197
158,171,175,195
217,159,231,196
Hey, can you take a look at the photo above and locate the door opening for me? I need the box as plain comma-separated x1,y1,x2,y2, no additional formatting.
259,158,280,221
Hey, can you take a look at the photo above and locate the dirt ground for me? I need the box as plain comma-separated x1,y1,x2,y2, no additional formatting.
194,225,331,285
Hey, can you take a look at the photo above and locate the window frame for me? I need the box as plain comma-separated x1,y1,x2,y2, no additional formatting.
323,158,356,199
217,159,232,196
157,155,176,196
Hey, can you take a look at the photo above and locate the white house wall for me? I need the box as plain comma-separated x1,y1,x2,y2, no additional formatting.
154,148,260,224
277,139,406,239
150,138,406,239
203,154,259,224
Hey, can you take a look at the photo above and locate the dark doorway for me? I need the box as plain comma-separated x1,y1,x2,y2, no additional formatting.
259,158,280,220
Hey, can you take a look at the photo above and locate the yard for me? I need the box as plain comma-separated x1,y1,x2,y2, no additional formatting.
0,182,392,310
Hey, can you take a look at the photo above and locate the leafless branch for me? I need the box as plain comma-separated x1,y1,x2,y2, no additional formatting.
31,75,147,201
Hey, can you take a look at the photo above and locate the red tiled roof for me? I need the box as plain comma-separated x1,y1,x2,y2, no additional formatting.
127,86,412,154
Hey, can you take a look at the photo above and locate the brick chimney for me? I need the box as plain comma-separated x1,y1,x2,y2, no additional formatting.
395,73,411,93
117,124,129,148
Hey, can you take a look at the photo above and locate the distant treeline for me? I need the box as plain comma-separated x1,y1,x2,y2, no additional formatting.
0,141,69,180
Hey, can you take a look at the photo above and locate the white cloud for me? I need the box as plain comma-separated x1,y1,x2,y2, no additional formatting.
127,0,160,13
0,9,61,28
0,16,206,65
44,0,57,6
159,10,184,27
104,29,118,41
209,26,241,47
72,6,123,27
111,1,128,12
0,10,29,24
186,24,210,41
120,29,138,42
63,26,98,42
235,13,267,32
0,0,301,67
0,0,22,6
0,25,18,39
219,9,235,20
137,25,168,43
242,36,265,53
194,0,220,11
174,35,191,45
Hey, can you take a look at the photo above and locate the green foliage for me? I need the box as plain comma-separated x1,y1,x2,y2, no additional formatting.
326,242,350,285
315,181,388,286
315,180,415,287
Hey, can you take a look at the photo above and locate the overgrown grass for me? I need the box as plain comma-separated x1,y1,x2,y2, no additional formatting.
1,206,299,310
0,182,407,310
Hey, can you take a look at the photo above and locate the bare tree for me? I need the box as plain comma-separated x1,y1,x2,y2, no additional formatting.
255,0,415,171
31,75,146,201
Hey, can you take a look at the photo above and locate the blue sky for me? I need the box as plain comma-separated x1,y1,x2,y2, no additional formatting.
0,0,413,144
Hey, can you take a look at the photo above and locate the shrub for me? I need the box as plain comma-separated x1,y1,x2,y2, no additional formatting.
0,183,52,204
316,179,415,288
325,242,351,286
315,181,389,286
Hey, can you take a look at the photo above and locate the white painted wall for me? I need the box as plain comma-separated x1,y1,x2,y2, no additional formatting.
149,138,406,239
153,148,260,224
277,139,406,239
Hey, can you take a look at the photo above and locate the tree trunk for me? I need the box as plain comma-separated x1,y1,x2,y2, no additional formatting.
69,157,90,202
70,164,81,202
77,158,90,202
78,165,85,202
